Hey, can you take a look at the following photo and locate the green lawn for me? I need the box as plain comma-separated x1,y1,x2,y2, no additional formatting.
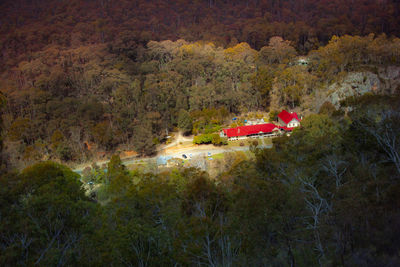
214,151,254,160
226,137,273,147
226,139,245,147
210,153,225,159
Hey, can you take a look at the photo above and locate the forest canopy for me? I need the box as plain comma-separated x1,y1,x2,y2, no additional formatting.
1,94,400,266
1,33,400,166
1,0,400,70
0,0,399,165
0,1,400,265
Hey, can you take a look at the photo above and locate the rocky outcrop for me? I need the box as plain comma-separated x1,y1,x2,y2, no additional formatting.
325,66,400,108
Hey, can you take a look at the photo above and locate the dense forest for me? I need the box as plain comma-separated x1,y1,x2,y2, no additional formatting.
1,1,400,265
1,34,400,167
1,0,400,167
1,0,400,68
1,94,400,266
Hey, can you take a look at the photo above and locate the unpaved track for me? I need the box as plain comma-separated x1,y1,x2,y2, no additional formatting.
73,132,272,173
163,132,194,149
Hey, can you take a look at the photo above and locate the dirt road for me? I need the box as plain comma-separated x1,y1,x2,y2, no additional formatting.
163,132,194,149
73,132,272,173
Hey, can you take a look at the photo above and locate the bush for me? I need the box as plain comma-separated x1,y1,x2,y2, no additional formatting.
193,133,227,145
212,134,227,146
178,109,193,135
269,110,279,121
204,124,222,134
56,143,73,161
193,134,213,144
318,101,336,115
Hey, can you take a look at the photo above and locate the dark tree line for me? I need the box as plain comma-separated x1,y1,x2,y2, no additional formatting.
1,0,400,71
1,94,399,266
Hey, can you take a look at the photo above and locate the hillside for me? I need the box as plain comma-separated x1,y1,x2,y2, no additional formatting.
1,34,399,168
1,0,400,167
1,0,400,70
1,94,400,266
1,1,400,266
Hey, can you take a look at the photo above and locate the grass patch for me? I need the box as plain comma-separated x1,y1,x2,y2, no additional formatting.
226,139,246,147
211,153,225,160
260,138,273,145
243,150,256,159
227,137,274,147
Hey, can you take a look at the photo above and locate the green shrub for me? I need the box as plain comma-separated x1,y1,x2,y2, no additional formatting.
193,134,213,144
211,134,227,146
193,133,227,145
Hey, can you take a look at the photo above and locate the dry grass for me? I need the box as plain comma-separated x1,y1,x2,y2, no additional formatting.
227,137,273,147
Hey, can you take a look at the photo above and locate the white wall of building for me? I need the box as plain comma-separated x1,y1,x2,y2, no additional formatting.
287,119,300,128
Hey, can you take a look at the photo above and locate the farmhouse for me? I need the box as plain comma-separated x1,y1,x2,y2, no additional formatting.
221,123,283,140
278,110,301,128
221,110,301,140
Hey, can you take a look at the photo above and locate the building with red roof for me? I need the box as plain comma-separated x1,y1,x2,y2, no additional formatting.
278,110,301,128
221,123,284,140
220,111,301,140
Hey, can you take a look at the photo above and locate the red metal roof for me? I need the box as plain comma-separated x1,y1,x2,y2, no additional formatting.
278,126,294,131
223,123,281,138
278,110,300,124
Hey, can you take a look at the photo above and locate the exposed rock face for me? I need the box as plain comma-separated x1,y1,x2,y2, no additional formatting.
325,66,400,108
380,66,400,92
